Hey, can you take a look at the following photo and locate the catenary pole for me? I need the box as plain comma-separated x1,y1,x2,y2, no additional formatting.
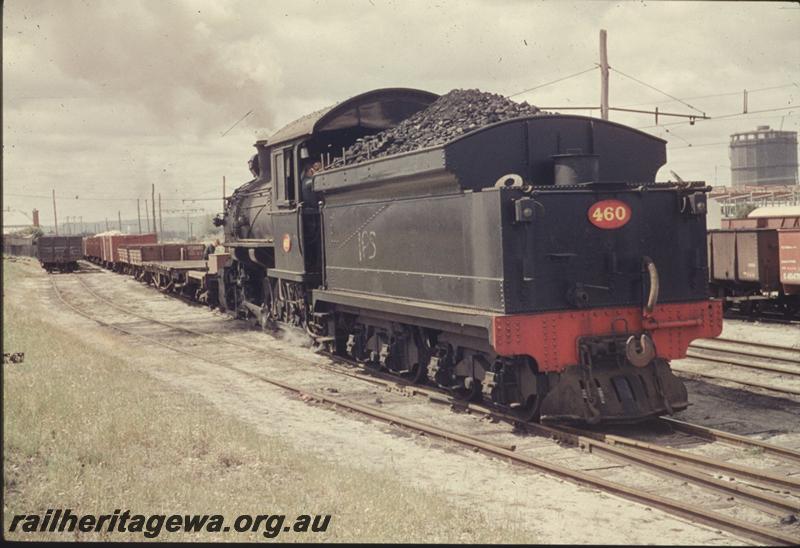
52,189,58,235
600,29,609,120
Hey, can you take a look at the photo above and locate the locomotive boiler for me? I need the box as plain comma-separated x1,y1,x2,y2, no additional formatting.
218,87,722,423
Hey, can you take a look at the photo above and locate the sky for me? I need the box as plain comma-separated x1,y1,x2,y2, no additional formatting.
3,0,799,228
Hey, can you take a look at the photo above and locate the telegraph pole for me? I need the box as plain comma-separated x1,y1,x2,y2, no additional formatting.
223,175,226,211
163,206,203,242
158,193,163,238
118,211,123,232
52,189,59,235
600,29,609,121
151,183,157,241
137,199,142,233
145,199,150,232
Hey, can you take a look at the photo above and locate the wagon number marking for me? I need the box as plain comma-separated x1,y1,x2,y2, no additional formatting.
358,231,377,262
588,200,631,229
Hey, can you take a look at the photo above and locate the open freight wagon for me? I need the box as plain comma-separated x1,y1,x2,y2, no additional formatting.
37,235,83,273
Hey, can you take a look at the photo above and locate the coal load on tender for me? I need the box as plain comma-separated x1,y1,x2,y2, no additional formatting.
340,88,541,166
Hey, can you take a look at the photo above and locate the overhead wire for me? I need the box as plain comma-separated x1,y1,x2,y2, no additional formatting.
506,66,598,98
637,105,797,129
608,66,706,115
2,191,221,203
617,82,799,109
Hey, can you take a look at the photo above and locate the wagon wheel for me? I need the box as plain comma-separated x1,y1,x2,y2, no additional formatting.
781,301,800,320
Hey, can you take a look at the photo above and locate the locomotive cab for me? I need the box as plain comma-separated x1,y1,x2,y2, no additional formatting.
221,88,439,322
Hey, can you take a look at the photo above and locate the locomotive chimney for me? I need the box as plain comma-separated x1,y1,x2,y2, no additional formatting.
552,149,599,185
32,208,40,227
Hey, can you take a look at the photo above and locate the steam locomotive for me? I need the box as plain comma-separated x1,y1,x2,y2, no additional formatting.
216,88,722,423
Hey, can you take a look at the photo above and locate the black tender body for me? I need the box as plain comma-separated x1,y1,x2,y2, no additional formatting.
314,116,707,314
218,88,715,423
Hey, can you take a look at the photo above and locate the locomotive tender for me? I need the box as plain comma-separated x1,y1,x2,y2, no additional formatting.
219,88,723,423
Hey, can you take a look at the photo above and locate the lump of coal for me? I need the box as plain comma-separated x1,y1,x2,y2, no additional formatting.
337,89,541,167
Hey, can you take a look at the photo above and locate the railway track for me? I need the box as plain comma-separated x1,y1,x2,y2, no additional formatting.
723,310,800,326
49,268,800,545
677,337,800,396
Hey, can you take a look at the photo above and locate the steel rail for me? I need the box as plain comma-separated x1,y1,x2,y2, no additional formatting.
550,425,800,492
71,271,800,477
69,272,410,393
690,337,800,363
660,417,800,464
686,349,800,377
527,426,798,517
49,274,800,546
75,270,800,473
689,342,800,366
702,337,800,356
672,364,800,396
723,312,800,326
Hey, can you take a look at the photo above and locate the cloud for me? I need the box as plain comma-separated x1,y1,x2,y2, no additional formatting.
7,0,282,133
3,0,799,225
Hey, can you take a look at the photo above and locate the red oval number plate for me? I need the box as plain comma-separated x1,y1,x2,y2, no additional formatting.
282,233,292,253
588,200,631,229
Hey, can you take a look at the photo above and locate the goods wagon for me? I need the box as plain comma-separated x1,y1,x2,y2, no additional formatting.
99,233,157,268
124,243,205,265
708,227,800,318
778,229,800,296
37,235,83,273
83,235,103,262
116,242,206,276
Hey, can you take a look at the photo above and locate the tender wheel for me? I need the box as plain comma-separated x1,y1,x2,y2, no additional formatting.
512,393,543,422
404,362,427,384
451,376,481,402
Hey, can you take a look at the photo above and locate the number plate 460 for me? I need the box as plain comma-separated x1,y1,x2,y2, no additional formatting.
588,200,631,229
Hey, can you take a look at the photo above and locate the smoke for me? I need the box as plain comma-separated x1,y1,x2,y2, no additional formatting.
34,0,282,134
273,325,315,350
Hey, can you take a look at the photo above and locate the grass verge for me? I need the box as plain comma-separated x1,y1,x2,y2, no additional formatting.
3,259,535,542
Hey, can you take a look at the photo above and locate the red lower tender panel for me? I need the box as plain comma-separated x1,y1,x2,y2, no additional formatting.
491,300,723,372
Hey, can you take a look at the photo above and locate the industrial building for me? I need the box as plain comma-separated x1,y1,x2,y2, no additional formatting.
729,125,798,187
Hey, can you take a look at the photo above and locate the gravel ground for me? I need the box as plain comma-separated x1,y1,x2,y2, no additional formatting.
715,319,799,349
8,257,800,544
